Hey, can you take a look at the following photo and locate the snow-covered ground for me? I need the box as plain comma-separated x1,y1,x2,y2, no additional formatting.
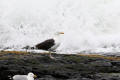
0,0,120,54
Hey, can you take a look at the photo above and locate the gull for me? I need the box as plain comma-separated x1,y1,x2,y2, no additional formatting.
13,72,37,80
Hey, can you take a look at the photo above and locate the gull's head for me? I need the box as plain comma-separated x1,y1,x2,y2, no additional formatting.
28,72,37,78
53,32,64,40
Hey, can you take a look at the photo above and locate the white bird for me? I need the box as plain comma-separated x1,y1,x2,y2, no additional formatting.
13,72,37,80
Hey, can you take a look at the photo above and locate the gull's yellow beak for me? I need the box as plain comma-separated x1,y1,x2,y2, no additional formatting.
34,75,37,78
59,32,64,34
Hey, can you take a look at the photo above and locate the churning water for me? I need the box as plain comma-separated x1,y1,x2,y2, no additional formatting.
0,0,120,53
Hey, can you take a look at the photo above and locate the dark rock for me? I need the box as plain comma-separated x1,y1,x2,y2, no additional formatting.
0,53,120,80
90,61,112,67
111,61,120,66
94,73,120,80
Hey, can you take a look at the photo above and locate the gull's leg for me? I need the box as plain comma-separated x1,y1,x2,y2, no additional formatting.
25,49,28,52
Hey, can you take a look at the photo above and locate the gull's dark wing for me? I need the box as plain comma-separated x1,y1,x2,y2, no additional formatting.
35,39,55,50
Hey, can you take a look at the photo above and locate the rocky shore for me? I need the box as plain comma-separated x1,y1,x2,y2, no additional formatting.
0,51,120,80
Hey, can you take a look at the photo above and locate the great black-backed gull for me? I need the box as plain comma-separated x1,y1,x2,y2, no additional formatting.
12,72,37,80
35,32,64,59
